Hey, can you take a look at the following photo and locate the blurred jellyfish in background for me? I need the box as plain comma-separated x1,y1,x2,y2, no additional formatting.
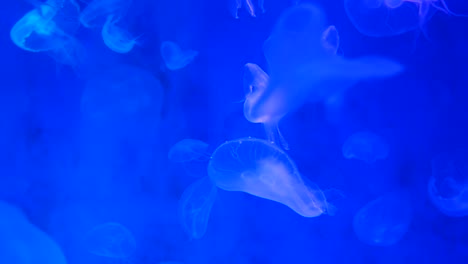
243,3,402,149
353,191,412,246
101,14,140,53
228,0,264,18
428,150,468,217
344,0,467,37
0,200,67,263
168,139,211,177
208,137,337,217
160,41,198,71
178,176,218,239
342,131,390,164
79,0,132,28
83,222,137,260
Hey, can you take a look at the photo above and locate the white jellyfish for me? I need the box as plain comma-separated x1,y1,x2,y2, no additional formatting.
342,131,390,164
101,15,140,53
160,41,198,71
178,177,218,239
208,137,337,217
83,222,136,259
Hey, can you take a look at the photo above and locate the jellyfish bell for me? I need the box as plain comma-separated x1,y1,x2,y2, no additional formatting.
208,137,335,217
101,14,140,53
160,41,198,71
342,131,390,164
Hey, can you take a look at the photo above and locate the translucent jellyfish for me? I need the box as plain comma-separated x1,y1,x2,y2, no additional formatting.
243,4,402,149
353,192,412,246
178,177,218,239
0,200,67,264
83,222,136,258
10,0,80,53
168,139,211,177
160,41,198,71
428,151,468,217
344,0,466,37
228,0,265,18
79,0,132,28
101,15,140,53
208,137,336,217
342,131,390,164
80,64,163,125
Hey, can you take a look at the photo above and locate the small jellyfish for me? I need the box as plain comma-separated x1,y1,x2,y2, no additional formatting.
353,192,412,246
428,150,468,217
10,0,79,52
168,139,211,177
243,4,402,150
208,137,336,217
342,131,390,164
178,177,218,239
160,41,198,71
344,0,466,37
101,15,140,53
79,0,132,28
83,222,136,259
0,200,67,264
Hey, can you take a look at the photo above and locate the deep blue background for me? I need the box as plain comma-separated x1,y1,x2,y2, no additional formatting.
1,0,468,263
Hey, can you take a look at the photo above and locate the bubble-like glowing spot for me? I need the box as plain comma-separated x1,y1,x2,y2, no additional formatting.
342,131,390,164
208,137,336,217
160,41,198,71
178,177,218,239
353,192,412,246
83,222,136,258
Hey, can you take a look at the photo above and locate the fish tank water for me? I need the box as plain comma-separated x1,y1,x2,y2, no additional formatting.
1,0,468,263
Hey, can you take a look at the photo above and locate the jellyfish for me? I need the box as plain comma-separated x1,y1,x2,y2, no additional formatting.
353,192,412,246
178,177,218,239
160,41,198,71
229,0,264,18
342,131,390,164
10,0,80,53
79,0,132,28
0,200,67,264
428,151,468,217
101,15,140,53
168,139,211,177
344,0,466,37
83,222,136,259
208,137,336,217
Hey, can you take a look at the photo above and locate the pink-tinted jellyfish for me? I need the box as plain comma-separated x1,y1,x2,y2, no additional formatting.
208,137,337,217
243,3,402,149
79,0,132,28
0,200,68,264
344,0,466,37
353,192,412,246
428,151,468,217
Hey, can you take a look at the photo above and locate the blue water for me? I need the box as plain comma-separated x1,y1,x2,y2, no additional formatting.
1,0,468,263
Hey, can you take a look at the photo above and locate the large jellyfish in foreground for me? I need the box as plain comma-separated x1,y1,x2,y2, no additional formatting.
160,41,198,71
83,222,137,259
342,131,390,164
243,3,403,149
428,150,468,217
178,177,218,239
344,0,465,37
208,137,336,217
0,200,67,263
353,192,412,246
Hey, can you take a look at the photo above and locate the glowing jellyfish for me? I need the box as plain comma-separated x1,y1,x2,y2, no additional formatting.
353,192,412,246
208,137,336,217
83,222,136,259
428,151,468,217
101,15,140,53
344,0,466,37
243,4,402,149
229,0,265,18
10,0,80,53
178,177,218,239
79,0,132,28
80,64,163,125
0,200,67,264
168,139,210,177
160,41,198,71
342,131,390,164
